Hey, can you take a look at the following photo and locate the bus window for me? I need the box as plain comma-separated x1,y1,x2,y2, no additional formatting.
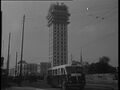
52,70,54,76
55,69,57,75
48,70,51,75
63,69,65,75
61,68,64,75
66,66,83,74
50,70,52,75
58,68,60,75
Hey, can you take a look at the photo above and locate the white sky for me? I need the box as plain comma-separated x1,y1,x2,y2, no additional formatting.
1,0,118,68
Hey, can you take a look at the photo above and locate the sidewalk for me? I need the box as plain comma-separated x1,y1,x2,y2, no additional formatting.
1,80,51,90
86,83,118,90
2,87,36,90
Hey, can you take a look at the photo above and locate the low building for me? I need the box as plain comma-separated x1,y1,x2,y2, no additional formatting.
17,60,28,76
9,60,40,77
40,62,51,76
9,68,15,77
27,63,38,74
37,64,40,73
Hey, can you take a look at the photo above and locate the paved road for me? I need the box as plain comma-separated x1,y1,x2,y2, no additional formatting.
2,80,118,90
3,84,118,90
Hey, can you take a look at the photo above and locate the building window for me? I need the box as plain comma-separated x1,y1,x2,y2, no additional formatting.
64,48,66,51
54,51,56,54
61,48,63,51
61,61,63,65
64,56,66,59
61,68,63,74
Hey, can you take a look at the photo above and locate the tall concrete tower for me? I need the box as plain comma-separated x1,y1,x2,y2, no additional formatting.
47,3,70,67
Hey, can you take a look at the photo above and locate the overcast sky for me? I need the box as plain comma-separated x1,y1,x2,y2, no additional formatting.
1,0,118,68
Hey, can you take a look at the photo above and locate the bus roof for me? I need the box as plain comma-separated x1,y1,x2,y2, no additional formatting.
48,64,82,70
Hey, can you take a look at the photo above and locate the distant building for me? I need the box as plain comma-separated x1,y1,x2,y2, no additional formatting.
47,3,70,67
37,64,41,73
27,63,38,74
9,68,15,76
9,60,40,76
40,62,51,76
17,60,27,76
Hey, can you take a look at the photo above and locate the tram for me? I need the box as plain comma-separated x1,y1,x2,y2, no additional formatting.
47,64,86,90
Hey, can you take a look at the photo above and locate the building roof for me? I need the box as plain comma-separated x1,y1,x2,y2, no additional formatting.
49,64,82,70
48,2,68,13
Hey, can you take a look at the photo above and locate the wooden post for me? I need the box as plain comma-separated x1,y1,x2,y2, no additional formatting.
7,32,11,76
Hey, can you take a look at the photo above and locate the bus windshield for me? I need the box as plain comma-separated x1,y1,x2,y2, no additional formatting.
65,66,83,74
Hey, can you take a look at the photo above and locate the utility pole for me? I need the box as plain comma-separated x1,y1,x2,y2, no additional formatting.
7,32,11,76
71,54,73,64
1,11,3,54
2,40,4,56
19,14,25,79
1,10,4,68
1,11,2,55
80,48,83,64
15,52,18,77
1,40,4,67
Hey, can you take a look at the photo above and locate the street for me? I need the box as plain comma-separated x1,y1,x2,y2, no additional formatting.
3,86,117,90
3,81,118,90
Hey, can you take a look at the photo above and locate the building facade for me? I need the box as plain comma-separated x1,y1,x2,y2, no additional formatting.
9,61,40,77
9,68,15,76
17,60,28,76
40,62,51,76
47,3,70,67
27,63,38,74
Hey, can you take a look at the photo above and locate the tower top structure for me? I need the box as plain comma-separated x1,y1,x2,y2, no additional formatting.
47,2,70,27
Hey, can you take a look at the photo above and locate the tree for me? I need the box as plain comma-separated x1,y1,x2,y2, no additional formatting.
99,56,110,64
87,56,117,74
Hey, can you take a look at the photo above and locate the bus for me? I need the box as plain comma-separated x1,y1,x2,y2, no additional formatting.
47,64,86,90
